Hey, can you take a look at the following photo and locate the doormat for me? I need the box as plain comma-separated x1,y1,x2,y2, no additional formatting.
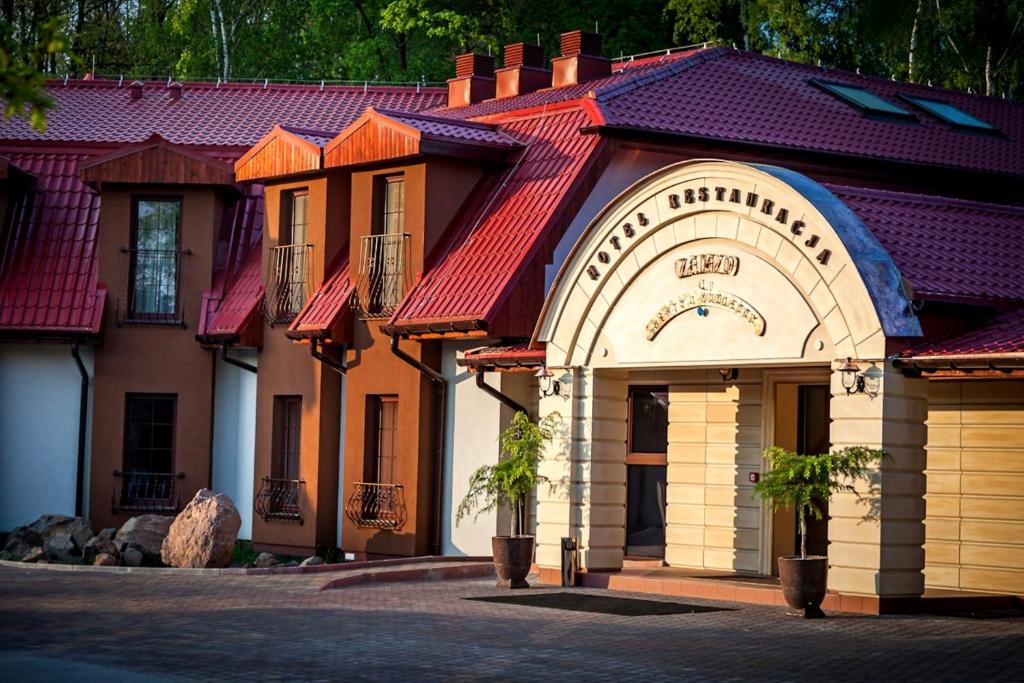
464,592,734,617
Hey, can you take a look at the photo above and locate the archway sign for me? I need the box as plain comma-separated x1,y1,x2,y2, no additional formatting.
534,160,920,369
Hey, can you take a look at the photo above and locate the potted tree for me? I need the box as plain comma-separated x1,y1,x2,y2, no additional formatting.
754,445,886,618
457,411,552,589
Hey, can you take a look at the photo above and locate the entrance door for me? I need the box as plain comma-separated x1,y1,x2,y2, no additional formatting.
626,386,668,558
771,383,830,574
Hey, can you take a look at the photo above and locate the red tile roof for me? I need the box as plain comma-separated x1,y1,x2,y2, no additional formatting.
0,149,105,336
1,80,442,338
388,105,605,334
286,256,354,340
379,109,522,147
901,308,1024,358
0,80,446,146
828,185,1024,303
458,342,546,370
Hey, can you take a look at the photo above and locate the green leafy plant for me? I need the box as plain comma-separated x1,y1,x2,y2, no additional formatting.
230,539,259,567
754,446,887,559
456,411,555,537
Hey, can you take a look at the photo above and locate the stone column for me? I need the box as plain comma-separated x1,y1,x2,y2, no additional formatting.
828,362,928,598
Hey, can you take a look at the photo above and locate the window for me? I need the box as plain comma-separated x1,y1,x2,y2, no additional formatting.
365,396,398,484
628,386,668,464
357,176,408,316
266,190,310,323
810,79,914,119
272,396,302,480
375,175,405,238
129,198,182,321
120,394,177,511
899,95,997,131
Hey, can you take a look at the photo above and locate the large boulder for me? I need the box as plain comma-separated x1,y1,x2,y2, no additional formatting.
1,515,93,562
83,528,118,566
115,515,173,567
160,489,241,569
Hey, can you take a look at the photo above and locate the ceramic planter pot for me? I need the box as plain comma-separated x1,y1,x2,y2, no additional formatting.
778,555,828,618
491,535,534,589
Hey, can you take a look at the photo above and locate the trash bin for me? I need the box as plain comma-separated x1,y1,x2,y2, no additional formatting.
561,536,578,587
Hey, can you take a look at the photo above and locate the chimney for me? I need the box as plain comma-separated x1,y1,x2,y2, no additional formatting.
495,43,550,99
167,81,183,102
447,53,495,108
128,80,144,101
551,30,611,88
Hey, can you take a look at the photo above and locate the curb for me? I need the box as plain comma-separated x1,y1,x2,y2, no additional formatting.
0,555,492,577
320,562,496,590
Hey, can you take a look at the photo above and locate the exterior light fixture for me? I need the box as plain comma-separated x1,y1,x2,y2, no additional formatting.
535,364,565,398
838,357,883,398
719,368,738,382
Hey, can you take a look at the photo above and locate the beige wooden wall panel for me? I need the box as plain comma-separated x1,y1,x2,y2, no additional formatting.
924,380,1024,594
666,369,763,572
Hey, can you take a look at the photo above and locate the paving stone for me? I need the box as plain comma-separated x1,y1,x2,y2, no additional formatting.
0,566,1022,682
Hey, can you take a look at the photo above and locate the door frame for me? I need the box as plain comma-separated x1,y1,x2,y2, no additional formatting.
758,367,831,576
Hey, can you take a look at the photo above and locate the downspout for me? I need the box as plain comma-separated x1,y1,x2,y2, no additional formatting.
310,339,347,375
390,333,446,556
70,343,88,518
221,342,257,374
475,371,527,415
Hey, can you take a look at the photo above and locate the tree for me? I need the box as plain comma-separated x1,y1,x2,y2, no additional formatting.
0,15,70,131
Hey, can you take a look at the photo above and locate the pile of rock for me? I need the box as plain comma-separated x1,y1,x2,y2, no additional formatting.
1,489,243,570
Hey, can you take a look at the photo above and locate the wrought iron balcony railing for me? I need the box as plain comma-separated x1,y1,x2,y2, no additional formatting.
352,233,411,318
254,477,304,524
111,470,184,515
117,248,190,325
264,243,312,324
344,482,407,530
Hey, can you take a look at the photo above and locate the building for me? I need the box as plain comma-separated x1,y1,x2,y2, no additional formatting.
2,32,1023,609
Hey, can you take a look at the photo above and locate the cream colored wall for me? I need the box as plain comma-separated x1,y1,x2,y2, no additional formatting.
924,380,1024,594
665,369,763,573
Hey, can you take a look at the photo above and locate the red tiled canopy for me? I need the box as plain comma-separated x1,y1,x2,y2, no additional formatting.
902,308,1024,359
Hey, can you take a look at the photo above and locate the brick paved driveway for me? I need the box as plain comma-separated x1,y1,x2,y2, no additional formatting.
1,566,1022,682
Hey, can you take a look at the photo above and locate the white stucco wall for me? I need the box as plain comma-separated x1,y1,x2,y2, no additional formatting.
546,148,683,290
442,341,507,556
0,344,93,530
211,350,257,539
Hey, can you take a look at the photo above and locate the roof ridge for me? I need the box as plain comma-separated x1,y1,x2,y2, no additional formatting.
828,183,1024,216
591,47,728,104
46,78,445,94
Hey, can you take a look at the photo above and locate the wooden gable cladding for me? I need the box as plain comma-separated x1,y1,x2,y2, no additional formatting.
234,125,327,182
80,134,234,187
324,109,421,168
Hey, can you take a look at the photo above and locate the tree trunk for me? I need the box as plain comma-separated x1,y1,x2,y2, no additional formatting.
799,506,808,559
985,44,994,96
215,0,230,80
208,1,222,80
908,0,923,81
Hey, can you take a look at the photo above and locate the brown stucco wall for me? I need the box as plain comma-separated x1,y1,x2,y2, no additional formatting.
89,186,222,530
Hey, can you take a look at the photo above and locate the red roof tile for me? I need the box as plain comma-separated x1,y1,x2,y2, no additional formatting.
595,49,1024,176
828,185,1024,303
0,149,104,335
379,109,521,147
388,106,604,334
902,308,1024,358
200,248,263,341
0,80,446,147
287,256,353,340
459,341,546,370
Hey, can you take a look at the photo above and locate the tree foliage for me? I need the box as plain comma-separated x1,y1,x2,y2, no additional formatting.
754,446,886,558
0,14,69,131
456,411,554,537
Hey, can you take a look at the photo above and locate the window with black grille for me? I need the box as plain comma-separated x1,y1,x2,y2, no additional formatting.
128,198,182,322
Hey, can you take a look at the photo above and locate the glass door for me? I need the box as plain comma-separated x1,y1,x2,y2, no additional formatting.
626,386,669,558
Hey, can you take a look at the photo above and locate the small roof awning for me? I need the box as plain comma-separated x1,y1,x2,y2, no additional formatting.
324,107,521,168
457,341,546,372
895,308,1024,377
80,133,235,187
286,254,354,342
197,248,263,346
234,124,336,182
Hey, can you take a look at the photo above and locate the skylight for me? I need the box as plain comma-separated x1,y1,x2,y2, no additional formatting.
810,79,914,119
900,95,997,131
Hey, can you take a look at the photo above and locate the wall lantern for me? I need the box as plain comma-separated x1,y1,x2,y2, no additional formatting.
535,364,567,398
838,357,883,398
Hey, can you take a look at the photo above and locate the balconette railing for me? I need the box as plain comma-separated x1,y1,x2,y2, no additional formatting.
264,243,312,324
352,233,411,318
117,248,190,325
344,482,407,530
254,477,304,524
111,470,184,515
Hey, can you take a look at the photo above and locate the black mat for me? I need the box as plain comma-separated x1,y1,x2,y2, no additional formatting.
465,592,734,616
